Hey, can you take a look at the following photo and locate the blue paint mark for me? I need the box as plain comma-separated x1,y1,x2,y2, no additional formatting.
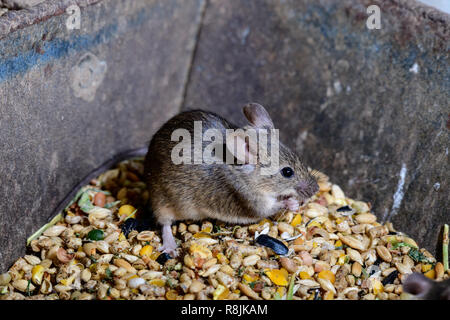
0,5,152,83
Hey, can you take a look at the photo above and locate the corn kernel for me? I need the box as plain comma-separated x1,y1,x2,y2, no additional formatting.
334,240,343,248
60,274,75,286
149,252,160,261
139,245,153,257
213,284,230,300
421,264,432,273
318,270,336,284
31,265,45,285
216,253,229,264
424,269,436,279
118,232,126,241
243,274,259,283
291,214,302,227
299,271,310,280
372,279,384,294
265,269,288,286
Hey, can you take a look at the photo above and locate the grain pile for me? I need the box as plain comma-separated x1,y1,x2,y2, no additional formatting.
0,157,448,300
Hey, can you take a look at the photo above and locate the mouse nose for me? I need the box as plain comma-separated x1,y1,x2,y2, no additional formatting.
297,179,319,198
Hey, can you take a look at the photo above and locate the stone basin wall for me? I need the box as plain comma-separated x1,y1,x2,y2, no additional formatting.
0,0,448,272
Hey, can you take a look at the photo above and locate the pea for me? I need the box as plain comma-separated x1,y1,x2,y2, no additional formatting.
87,229,104,241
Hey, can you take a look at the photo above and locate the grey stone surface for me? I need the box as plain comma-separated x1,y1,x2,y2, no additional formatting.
183,0,449,256
0,0,205,272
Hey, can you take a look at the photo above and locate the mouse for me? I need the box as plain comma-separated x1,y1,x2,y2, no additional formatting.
402,272,450,300
143,103,319,256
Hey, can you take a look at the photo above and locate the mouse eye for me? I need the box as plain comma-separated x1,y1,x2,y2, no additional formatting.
281,167,294,178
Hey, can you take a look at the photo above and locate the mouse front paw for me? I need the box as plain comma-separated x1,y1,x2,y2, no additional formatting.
283,198,299,212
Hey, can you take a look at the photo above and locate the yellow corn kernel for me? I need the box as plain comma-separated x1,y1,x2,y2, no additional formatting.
118,232,126,241
334,240,343,248
265,269,288,286
139,245,153,257
372,279,384,294
150,252,160,260
31,265,45,285
233,289,240,295
335,218,343,225
118,205,136,217
60,274,76,286
166,289,178,300
131,288,139,294
318,270,336,284
421,264,432,273
291,214,302,227
213,284,230,300
149,279,165,287
216,253,229,264
312,242,318,248
299,271,310,280
323,291,334,300
424,269,435,279
243,274,259,283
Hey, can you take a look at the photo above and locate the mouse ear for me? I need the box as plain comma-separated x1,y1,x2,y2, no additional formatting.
225,129,258,165
403,273,432,297
243,103,275,129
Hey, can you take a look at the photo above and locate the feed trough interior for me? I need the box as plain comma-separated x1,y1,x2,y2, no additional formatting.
0,0,448,300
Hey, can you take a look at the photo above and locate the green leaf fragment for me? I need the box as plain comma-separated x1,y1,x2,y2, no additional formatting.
78,192,95,213
408,248,433,264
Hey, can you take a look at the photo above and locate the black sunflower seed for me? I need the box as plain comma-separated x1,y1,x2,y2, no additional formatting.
382,270,399,285
156,252,172,265
255,234,288,255
337,205,353,212
121,218,138,237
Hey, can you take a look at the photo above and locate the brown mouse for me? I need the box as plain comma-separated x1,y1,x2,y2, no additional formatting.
144,103,319,256
403,272,450,300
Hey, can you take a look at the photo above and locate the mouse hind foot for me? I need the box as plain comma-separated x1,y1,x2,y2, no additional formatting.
159,224,178,257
